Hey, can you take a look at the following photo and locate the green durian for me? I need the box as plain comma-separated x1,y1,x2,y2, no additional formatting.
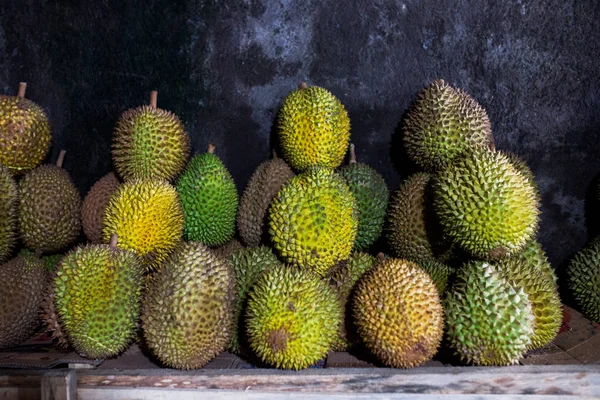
567,237,600,323
418,259,454,295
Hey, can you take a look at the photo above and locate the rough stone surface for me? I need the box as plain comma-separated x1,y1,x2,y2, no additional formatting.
0,0,599,269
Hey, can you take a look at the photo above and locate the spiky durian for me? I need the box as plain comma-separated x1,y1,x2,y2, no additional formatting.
82,172,120,243
339,144,388,251
142,241,235,369
112,91,190,182
403,79,494,171
246,265,342,369
54,236,143,358
503,152,541,204
418,259,454,295
102,179,183,271
278,83,350,171
0,82,51,174
433,149,539,259
237,152,294,247
18,151,82,253
176,144,238,247
445,261,534,365
0,254,47,348
567,237,600,323
269,167,358,277
0,165,17,263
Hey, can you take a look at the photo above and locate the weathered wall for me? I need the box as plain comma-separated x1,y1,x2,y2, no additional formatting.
1,0,599,268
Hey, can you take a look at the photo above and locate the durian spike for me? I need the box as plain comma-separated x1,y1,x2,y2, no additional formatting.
109,234,119,249
56,150,66,168
298,82,308,90
149,90,158,108
17,82,27,98
207,143,216,154
349,143,357,164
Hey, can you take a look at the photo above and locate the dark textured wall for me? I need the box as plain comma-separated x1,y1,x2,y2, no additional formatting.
1,0,599,269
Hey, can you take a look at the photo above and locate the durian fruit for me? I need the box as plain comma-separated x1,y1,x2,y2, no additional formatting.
328,252,377,351
419,259,454,295
40,278,69,349
176,144,238,247
142,241,235,369
82,172,120,243
269,167,358,277
237,151,295,247
19,150,82,253
445,261,534,366
353,258,444,368
433,149,539,260
18,249,63,273
229,246,282,354
387,173,444,262
0,165,17,263
54,235,143,358
0,253,47,348
103,179,184,271
567,237,600,323
112,90,190,182
496,257,562,350
212,238,244,260
339,144,389,250
503,152,541,204
278,82,350,171
246,265,342,370
403,79,494,171
0,82,52,174
516,240,558,289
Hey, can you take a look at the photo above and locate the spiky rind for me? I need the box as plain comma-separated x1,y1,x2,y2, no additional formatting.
433,149,539,259
19,165,82,253
269,167,358,277
329,252,378,351
419,259,454,295
0,95,51,174
403,79,494,171
82,172,120,243
445,261,534,366
212,238,244,260
502,152,541,204
177,153,238,247
229,246,282,354
0,254,47,348
112,105,190,182
246,265,342,370
0,165,17,263
517,240,558,289
142,242,235,369
102,179,183,271
339,162,389,250
567,237,600,323
496,257,562,350
278,85,350,171
54,245,143,358
40,278,69,349
238,158,295,247
353,258,443,368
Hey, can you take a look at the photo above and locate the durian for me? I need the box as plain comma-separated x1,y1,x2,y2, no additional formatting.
567,237,600,323
339,144,388,251
246,265,342,370
176,144,238,247
418,259,454,295
353,258,444,368
278,82,350,171
212,238,244,260
112,91,190,182
403,79,494,171
142,241,235,369
0,165,17,263
82,172,120,243
269,167,358,277
237,151,294,247
102,178,183,271
0,82,51,174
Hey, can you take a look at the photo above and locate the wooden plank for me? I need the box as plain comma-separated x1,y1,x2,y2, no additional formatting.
76,365,600,396
0,387,41,400
41,370,76,400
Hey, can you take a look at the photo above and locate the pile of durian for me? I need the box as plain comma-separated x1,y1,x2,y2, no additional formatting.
0,79,597,370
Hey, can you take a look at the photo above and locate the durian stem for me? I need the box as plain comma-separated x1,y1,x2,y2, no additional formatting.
349,143,357,164
56,150,66,168
150,90,158,108
17,82,27,98
34,249,43,258
298,82,308,90
109,234,119,249
272,149,278,159
376,252,385,262
207,143,216,154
